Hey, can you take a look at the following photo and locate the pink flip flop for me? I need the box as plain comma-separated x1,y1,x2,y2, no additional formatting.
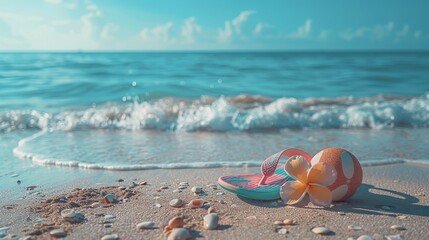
218,148,312,200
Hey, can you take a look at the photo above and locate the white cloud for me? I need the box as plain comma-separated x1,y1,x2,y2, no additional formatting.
218,21,232,42
341,22,394,40
45,0,62,4
101,23,118,39
253,22,271,35
414,30,421,39
140,22,174,43
232,10,255,34
318,30,328,40
396,25,409,37
288,19,312,38
181,17,202,43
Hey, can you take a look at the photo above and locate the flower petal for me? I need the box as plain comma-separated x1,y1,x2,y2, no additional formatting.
308,184,332,207
280,181,308,205
284,155,309,184
307,162,337,186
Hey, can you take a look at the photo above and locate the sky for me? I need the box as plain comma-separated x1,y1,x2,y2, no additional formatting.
0,0,428,51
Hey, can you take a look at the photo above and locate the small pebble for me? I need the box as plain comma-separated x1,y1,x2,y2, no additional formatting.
283,219,296,225
136,221,155,230
104,215,116,223
179,182,189,186
178,186,187,190
117,179,124,182
337,211,346,215
101,234,119,240
154,203,162,208
17,180,21,184
49,229,67,238
169,199,183,208
26,185,36,190
203,213,219,230
11,174,19,177
118,186,126,190
348,224,362,230
216,192,225,195
390,225,406,230
312,227,331,235
357,235,373,240
188,199,204,208
385,234,403,240
104,193,118,204
396,215,407,220
246,216,256,219
167,228,191,240
104,223,112,228
219,200,225,204
91,202,101,207
160,186,169,190
173,190,182,193
139,181,147,185
191,186,202,194
273,220,283,225
278,228,288,234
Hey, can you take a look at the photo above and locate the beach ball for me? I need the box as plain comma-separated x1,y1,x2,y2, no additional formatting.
311,148,362,201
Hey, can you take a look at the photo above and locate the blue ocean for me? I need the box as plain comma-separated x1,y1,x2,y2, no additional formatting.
1,52,429,177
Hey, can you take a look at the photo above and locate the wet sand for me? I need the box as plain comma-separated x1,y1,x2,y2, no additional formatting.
1,163,428,239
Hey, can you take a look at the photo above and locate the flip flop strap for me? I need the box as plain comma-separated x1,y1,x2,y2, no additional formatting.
259,148,312,185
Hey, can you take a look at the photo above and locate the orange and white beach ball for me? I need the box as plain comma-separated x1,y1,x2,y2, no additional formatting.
310,148,362,201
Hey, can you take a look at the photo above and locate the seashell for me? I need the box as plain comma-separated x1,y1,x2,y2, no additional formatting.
101,234,119,240
179,182,189,186
104,193,118,204
136,221,155,230
173,190,182,193
139,181,147,185
49,229,67,238
169,199,183,208
203,213,219,230
188,199,204,208
191,186,202,193
312,227,331,235
167,228,191,240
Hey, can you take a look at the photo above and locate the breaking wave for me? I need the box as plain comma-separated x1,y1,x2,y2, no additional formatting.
1,94,429,132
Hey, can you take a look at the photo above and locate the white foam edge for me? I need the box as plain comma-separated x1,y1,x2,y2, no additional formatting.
13,131,429,171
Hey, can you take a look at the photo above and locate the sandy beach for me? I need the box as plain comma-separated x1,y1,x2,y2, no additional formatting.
1,163,428,240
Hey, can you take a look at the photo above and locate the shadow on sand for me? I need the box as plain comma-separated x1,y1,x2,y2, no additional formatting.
236,183,429,217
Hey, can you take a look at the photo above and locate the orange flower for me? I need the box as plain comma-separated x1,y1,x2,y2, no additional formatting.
280,156,337,207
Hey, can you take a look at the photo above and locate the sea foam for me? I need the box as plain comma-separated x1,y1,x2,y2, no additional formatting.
1,94,428,132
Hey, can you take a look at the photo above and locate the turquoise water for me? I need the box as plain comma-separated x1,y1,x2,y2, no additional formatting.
1,52,428,110
0,51,429,175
